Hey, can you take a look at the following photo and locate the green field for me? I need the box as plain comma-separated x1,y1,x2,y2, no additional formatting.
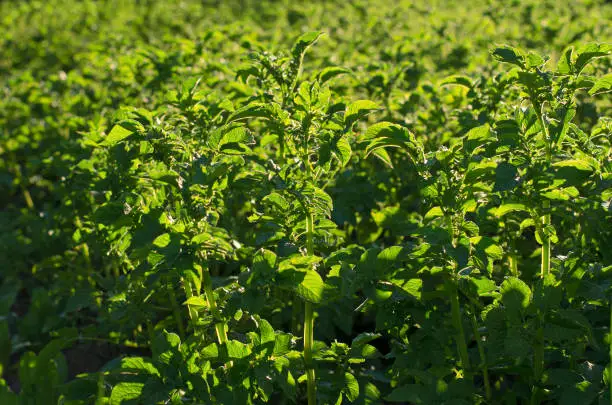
1,0,611,404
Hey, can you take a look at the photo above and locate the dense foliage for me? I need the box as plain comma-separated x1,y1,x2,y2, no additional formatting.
1,0,611,404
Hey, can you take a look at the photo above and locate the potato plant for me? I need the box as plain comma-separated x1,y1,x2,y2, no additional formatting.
0,1,611,404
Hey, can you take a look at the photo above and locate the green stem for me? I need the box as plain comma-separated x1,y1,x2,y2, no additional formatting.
183,276,200,336
469,308,491,400
203,271,227,344
450,284,471,373
508,254,519,277
168,283,185,340
304,212,316,405
541,201,551,278
609,298,612,405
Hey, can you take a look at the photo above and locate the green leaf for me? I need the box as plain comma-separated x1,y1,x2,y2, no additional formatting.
463,124,494,154
152,331,181,366
110,382,144,405
152,233,171,248
119,357,159,376
253,249,277,279
491,45,525,68
183,296,208,308
489,203,528,217
317,66,351,84
343,372,359,402
589,73,612,95
494,162,519,191
470,236,503,260
332,135,352,167
291,32,323,59
227,103,271,123
574,42,612,73
470,277,498,297
351,332,381,348
364,122,421,164
102,125,134,146
500,277,531,314
219,126,253,149
556,47,573,74
290,31,323,86
226,340,251,359
259,319,275,345
440,75,473,88
344,100,380,128
541,187,579,201
295,270,325,304
393,278,423,300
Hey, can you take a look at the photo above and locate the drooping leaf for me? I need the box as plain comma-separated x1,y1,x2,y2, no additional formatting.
318,66,351,84
491,45,525,68
574,42,612,73
440,75,473,88
589,73,612,95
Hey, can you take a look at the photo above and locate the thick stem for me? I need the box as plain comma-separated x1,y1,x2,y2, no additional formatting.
450,284,471,373
183,276,200,336
304,212,316,405
203,271,227,344
541,201,551,278
469,309,491,400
